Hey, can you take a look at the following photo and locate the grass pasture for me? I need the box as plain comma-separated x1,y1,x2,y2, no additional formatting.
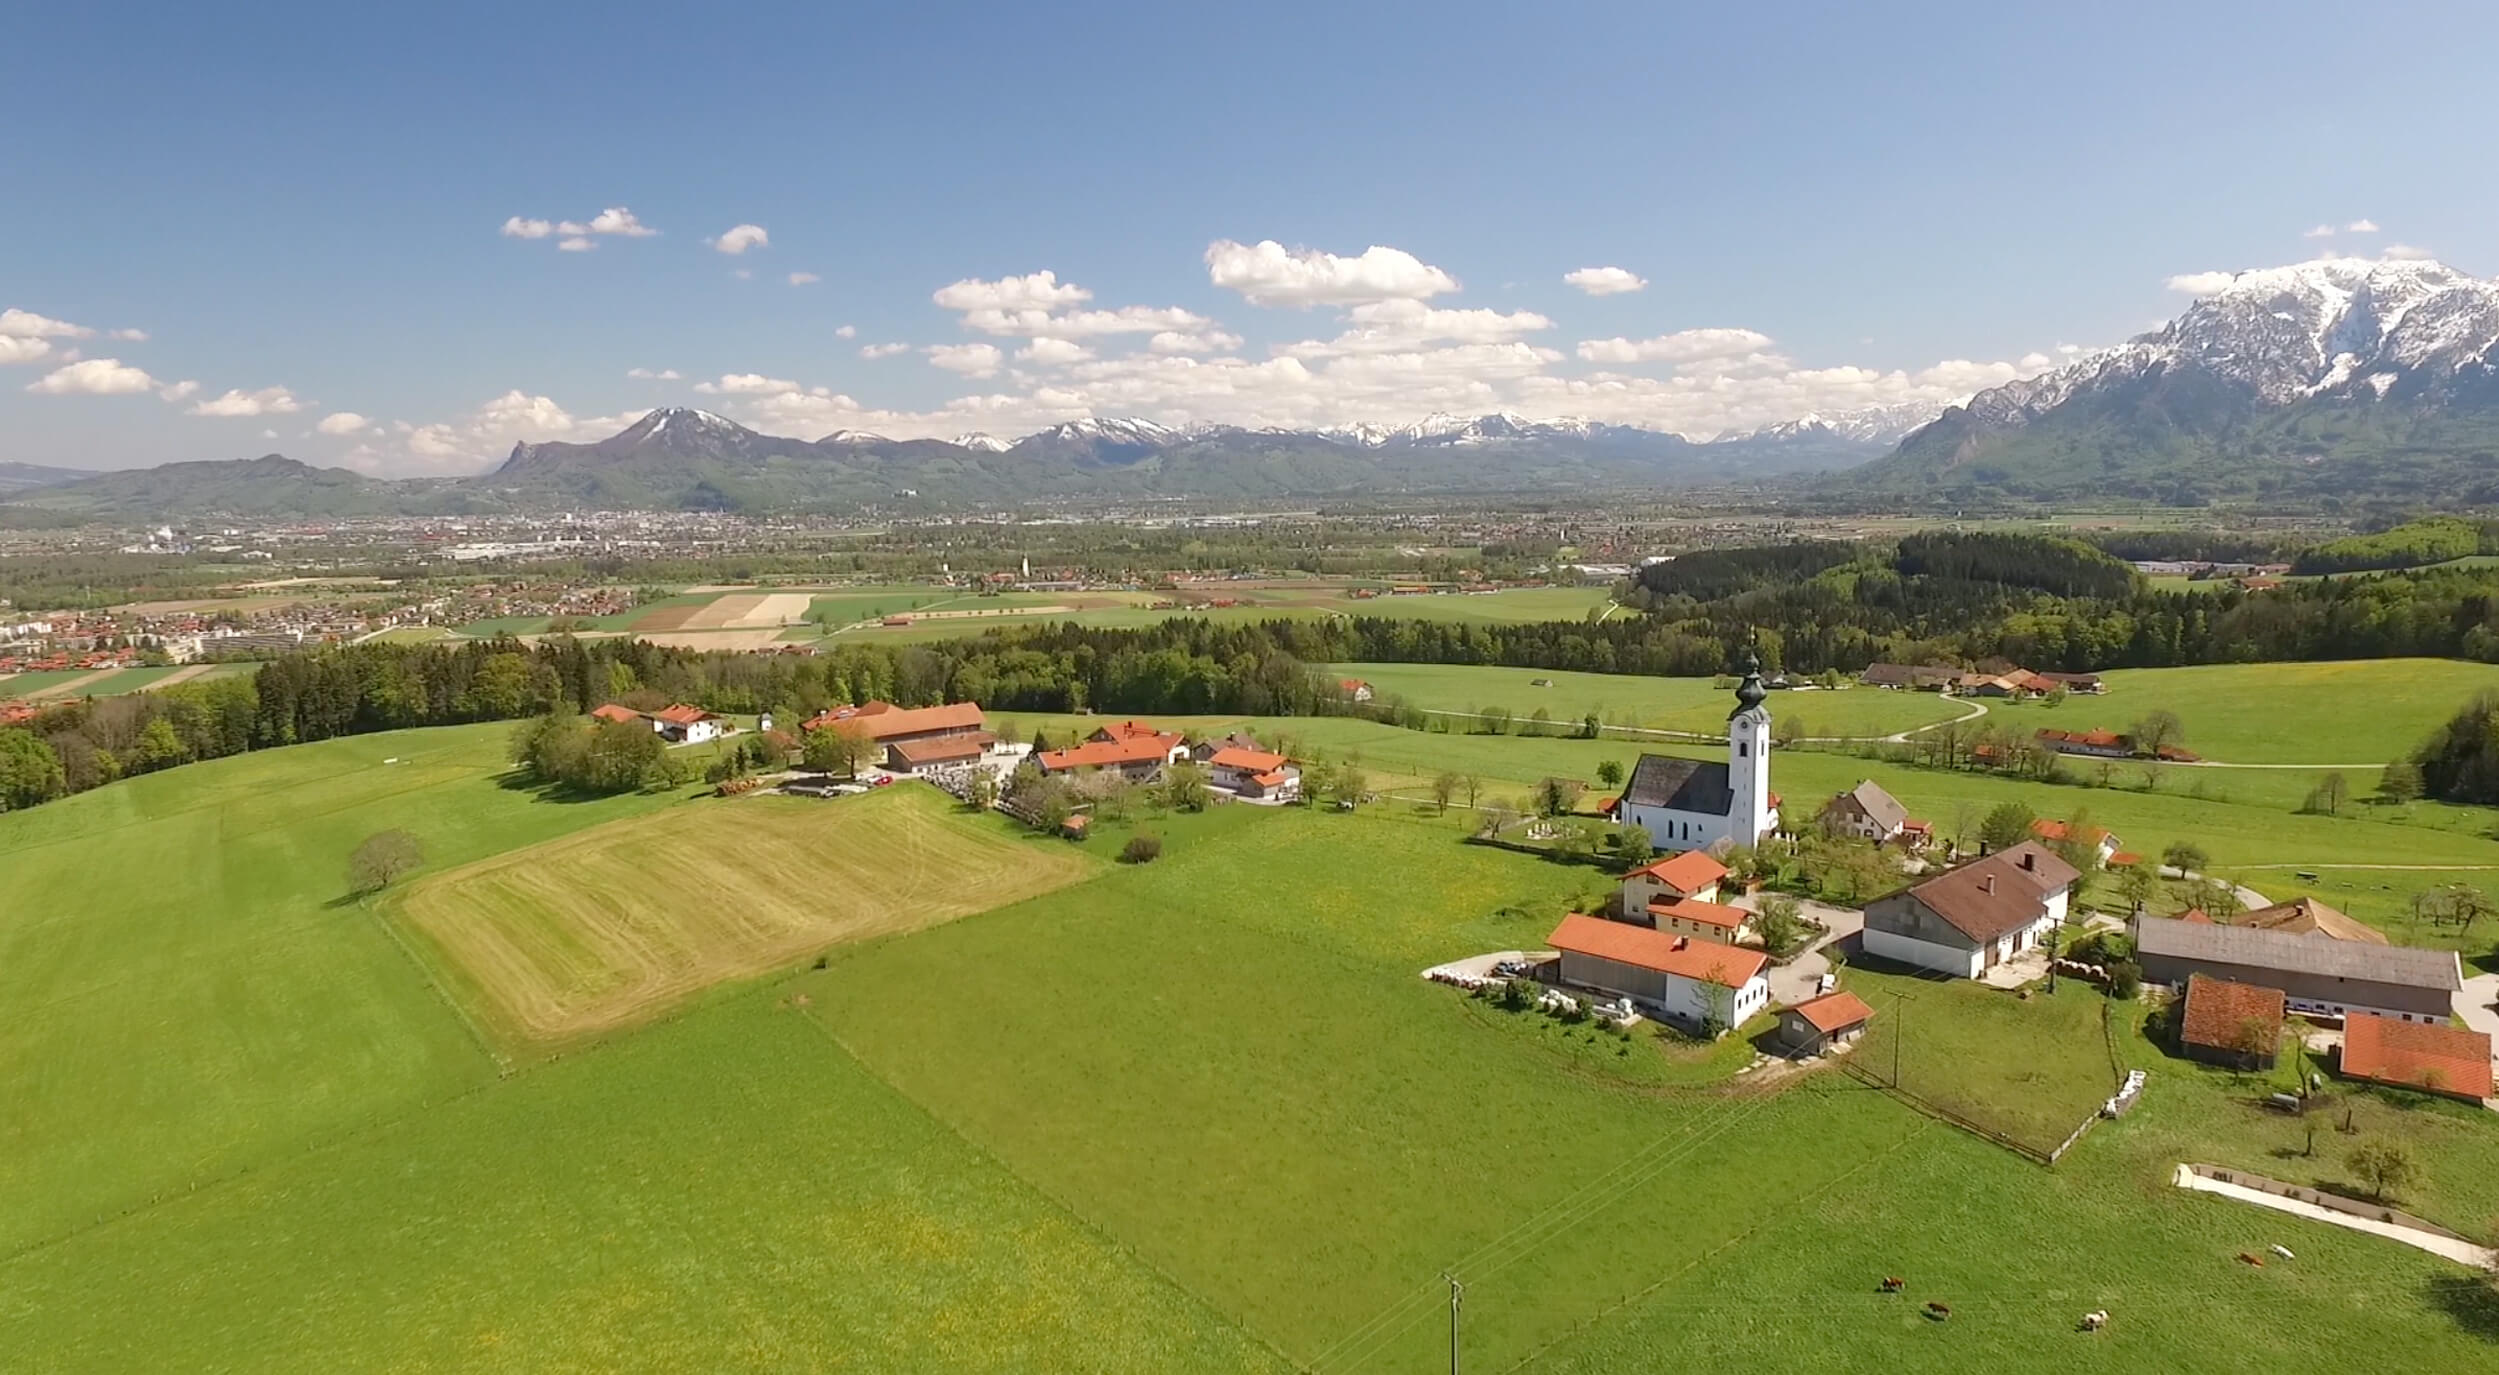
1334,661,1972,738
396,786,1093,1048
2022,658,2499,765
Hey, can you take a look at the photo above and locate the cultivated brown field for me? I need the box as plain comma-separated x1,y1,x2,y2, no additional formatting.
393,786,1094,1047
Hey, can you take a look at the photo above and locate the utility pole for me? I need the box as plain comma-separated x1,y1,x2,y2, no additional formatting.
1444,1272,1463,1375
1890,992,1906,1087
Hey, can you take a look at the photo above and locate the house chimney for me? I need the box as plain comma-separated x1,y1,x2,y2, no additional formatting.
1981,874,1995,894
2020,852,2035,872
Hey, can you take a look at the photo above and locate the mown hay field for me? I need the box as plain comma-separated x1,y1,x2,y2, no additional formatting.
395,786,1094,1048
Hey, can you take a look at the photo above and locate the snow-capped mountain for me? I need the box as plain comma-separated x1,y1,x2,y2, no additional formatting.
1729,401,1941,448
1853,256,2499,501
951,432,1011,452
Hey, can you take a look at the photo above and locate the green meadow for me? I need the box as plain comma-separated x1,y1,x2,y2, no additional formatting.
7,671,2499,1368
1334,660,1971,738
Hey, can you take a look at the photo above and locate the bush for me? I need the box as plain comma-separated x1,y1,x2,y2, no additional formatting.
1119,833,1164,865
2106,957,2142,1000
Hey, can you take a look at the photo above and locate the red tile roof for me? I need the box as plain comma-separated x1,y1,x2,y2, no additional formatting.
1546,913,1768,987
1094,719,1169,741
1208,746,1290,773
1625,849,1727,896
1250,769,1293,787
652,703,716,725
2180,974,2285,1054
1646,896,1749,930
1789,989,1875,1034
2341,1014,2493,1100
1038,732,1182,771
589,703,643,724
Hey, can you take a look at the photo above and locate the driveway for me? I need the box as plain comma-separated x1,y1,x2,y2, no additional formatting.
1744,895,1863,1006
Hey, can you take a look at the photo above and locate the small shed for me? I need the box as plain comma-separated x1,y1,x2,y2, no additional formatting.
1060,813,1090,841
2179,973,2285,1070
1777,990,1875,1055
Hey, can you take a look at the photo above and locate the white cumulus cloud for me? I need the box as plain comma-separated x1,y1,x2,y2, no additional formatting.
788,271,821,286
505,206,658,248
0,336,54,366
1204,239,1457,306
2301,224,2336,239
189,386,304,418
1282,300,1551,359
834,324,856,338
25,358,158,395
693,373,804,395
316,411,370,435
927,342,1003,378
0,308,94,339
626,367,682,380
1148,329,1241,355
712,223,770,255
933,271,1092,313
1017,337,1094,366
2347,218,2380,233
110,327,149,342
1574,327,1775,364
2382,243,2435,260
2164,270,2238,295
1563,266,1648,296
859,342,912,359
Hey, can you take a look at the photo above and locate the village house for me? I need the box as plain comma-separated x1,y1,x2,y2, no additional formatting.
1858,663,1960,692
2338,1013,2493,1102
2037,728,2131,759
1777,989,1875,1056
589,703,644,726
2178,974,2286,1071
1338,678,1374,703
1206,745,1302,802
884,732,996,775
1035,720,1190,781
1190,731,1264,763
1861,842,2080,978
649,703,727,744
1608,659,1779,850
1545,913,1772,1037
2131,915,2463,1024
1617,851,1749,942
2038,670,2107,694
2029,817,2121,868
1821,779,1913,844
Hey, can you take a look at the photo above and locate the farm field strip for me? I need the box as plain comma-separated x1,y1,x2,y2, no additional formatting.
394,787,1096,1047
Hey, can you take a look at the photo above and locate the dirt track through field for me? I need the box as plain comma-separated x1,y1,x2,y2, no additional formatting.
394,789,1093,1047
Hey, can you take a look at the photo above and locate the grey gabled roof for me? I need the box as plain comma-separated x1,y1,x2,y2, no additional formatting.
2133,916,2461,992
1621,753,1732,817
1837,780,1908,832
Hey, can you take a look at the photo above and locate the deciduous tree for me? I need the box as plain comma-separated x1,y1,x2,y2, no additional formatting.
347,829,425,895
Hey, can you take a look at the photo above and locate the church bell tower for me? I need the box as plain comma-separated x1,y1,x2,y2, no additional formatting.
1725,650,1776,844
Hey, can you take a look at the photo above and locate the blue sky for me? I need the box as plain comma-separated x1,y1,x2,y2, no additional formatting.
5,0,2495,473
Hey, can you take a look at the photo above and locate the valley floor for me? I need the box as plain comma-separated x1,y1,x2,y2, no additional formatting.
6,691,2498,1370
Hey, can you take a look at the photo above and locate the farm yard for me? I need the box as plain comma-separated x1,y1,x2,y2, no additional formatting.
7,673,2499,1368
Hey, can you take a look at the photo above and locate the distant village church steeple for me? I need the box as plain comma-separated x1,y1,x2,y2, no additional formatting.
1605,648,1782,852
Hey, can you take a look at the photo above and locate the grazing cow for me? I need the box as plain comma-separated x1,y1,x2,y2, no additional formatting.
1923,1302,1951,1320
1879,1277,1905,1293
2236,1252,2264,1267
2079,1310,2109,1332
2269,1244,2295,1261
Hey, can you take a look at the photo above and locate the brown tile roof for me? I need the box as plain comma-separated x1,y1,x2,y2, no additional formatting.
2235,896,2386,945
1891,842,2080,944
1789,989,1875,1034
1646,897,1749,930
652,703,715,725
805,701,985,740
589,703,643,724
1625,849,1727,896
2341,1014,2493,1100
1547,913,1768,988
888,732,993,765
1208,746,1289,773
2180,974,2285,1054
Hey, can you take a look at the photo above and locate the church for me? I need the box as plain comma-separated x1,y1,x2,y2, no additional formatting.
1606,654,1780,851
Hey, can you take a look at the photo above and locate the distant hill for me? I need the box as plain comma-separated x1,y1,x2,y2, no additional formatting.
10,407,1912,519
1842,257,2499,505
0,461,95,496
